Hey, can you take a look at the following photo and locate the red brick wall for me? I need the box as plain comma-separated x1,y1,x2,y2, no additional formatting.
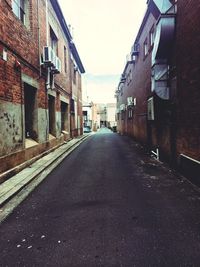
0,0,47,108
117,12,157,145
117,1,200,165
0,47,21,103
0,0,39,69
175,0,200,161
47,1,71,97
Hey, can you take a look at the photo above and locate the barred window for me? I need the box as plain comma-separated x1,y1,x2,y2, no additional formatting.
128,109,133,119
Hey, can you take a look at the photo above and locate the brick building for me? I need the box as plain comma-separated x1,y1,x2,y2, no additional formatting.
116,0,200,181
0,0,85,174
116,0,160,141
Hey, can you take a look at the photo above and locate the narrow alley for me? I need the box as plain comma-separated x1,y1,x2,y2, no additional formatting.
0,129,200,266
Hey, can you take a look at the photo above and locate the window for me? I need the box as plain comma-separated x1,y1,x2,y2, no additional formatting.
73,67,76,84
83,110,87,122
132,55,137,61
144,39,148,58
149,26,155,48
12,0,26,24
61,102,68,131
128,109,133,119
121,111,125,121
120,85,123,96
50,27,58,55
64,46,67,73
127,70,132,86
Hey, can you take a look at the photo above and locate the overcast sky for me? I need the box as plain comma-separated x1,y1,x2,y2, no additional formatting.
58,0,147,103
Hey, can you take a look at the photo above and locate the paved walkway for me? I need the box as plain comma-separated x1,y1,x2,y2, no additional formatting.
0,134,90,222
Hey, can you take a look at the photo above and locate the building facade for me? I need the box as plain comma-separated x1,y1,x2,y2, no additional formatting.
0,0,85,174
116,0,160,142
82,102,117,131
116,0,200,180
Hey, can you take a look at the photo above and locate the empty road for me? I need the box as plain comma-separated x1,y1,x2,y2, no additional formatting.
1,128,200,266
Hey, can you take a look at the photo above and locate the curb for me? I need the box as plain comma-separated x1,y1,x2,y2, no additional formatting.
0,134,91,211
0,137,77,185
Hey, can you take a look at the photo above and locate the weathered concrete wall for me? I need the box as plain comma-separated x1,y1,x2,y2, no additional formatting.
38,108,49,143
0,100,23,156
56,111,61,138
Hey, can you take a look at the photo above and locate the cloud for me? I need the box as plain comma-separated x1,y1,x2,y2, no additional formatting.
82,74,119,103
58,0,147,102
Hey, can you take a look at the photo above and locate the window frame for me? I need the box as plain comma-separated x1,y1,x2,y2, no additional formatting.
149,26,155,49
50,27,58,56
128,108,133,119
12,0,26,24
143,38,148,59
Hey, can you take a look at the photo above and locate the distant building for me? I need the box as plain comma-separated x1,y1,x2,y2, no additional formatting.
106,103,117,128
82,102,117,131
82,101,93,128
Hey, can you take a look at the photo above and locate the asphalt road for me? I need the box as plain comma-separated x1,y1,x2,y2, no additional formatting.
1,128,200,266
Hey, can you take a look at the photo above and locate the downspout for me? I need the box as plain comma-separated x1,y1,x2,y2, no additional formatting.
46,0,49,47
45,0,50,90
20,69,24,148
45,0,50,140
37,0,41,77
69,57,73,138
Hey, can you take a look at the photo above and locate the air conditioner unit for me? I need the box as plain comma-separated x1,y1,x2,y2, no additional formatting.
43,46,55,66
127,97,136,106
131,43,139,56
126,53,132,62
51,56,61,74
43,46,53,64
120,104,126,111
56,57,62,73
147,97,155,120
127,97,133,106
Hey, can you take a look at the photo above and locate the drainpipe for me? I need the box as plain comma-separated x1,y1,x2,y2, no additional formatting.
45,0,50,140
46,0,49,46
37,0,41,77
20,69,25,148
45,0,50,90
69,58,73,138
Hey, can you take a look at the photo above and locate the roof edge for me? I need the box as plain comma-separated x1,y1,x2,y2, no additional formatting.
50,0,85,73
